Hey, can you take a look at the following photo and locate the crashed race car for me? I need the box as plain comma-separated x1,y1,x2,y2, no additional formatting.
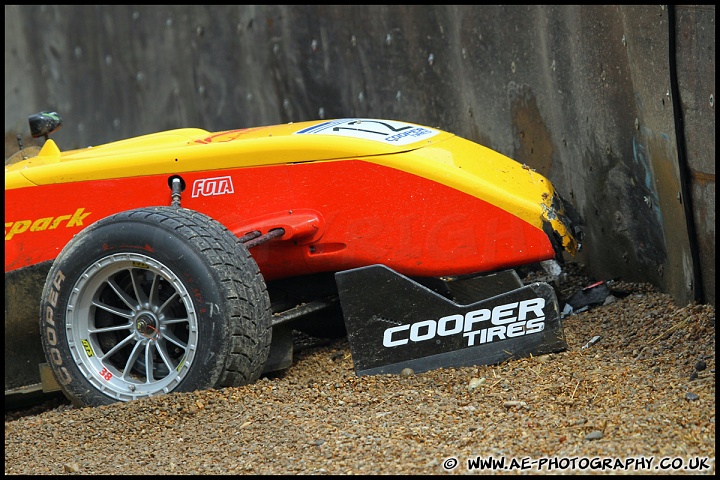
5,112,582,407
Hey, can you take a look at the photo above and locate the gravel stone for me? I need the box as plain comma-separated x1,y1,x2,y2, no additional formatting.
4,263,716,475
584,430,604,441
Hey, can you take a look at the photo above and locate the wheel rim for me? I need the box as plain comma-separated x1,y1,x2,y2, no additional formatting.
66,252,198,401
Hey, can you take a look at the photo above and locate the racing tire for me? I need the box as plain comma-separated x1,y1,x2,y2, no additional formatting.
39,206,272,407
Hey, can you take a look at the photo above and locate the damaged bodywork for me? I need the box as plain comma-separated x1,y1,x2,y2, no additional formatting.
5,113,582,407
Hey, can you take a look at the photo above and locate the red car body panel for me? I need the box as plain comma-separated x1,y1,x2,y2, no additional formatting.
5,159,554,280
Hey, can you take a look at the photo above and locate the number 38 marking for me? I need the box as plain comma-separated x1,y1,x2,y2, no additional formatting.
99,367,113,381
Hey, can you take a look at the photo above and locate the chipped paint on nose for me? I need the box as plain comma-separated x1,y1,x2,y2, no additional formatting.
541,191,583,258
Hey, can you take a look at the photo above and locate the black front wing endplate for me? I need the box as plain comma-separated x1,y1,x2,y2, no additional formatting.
335,265,567,376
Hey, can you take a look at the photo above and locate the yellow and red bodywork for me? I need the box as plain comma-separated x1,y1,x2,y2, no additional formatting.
5,118,580,280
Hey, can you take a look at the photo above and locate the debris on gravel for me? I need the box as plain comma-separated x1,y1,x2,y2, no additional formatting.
4,263,715,475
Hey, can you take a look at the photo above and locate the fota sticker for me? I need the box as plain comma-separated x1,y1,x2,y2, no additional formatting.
191,176,235,197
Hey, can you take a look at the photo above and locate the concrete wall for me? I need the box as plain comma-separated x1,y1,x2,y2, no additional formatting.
5,5,715,306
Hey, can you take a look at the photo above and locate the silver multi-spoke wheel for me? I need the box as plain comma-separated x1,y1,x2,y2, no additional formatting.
67,253,197,402
40,207,272,407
